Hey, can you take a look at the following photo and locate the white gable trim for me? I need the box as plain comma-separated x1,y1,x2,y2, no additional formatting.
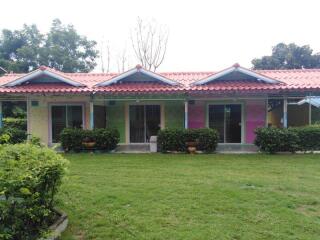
3,69,85,87
0,66,7,73
192,65,281,86
96,66,178,86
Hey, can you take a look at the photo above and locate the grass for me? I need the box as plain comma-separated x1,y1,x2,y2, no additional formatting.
58,153,320,240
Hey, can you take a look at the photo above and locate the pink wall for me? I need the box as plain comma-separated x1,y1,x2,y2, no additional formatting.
246,99,266,143
188,101,205,128
187,99,266,144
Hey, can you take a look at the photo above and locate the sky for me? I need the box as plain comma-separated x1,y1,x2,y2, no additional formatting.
1,0,320,72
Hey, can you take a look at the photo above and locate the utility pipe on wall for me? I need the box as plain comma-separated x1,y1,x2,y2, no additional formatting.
89,101,94,130
184,101,188,129
283,98,288,128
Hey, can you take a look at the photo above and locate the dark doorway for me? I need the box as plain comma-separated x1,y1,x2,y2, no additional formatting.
129,105,161,143
94,105,106,128
208,104,242,143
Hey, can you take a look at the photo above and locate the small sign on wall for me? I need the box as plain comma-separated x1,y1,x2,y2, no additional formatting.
31,101,39,107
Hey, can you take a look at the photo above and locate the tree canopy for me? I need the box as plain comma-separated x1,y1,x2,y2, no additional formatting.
0,19,98,73
252,43,320,70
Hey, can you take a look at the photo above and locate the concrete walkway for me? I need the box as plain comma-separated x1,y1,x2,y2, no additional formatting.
115,143,259,154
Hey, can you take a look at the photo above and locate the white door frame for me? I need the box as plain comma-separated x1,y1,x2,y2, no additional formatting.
206,102,245,144
126,102,164,143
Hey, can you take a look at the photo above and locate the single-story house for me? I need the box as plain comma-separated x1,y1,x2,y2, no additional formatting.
0,63,319,146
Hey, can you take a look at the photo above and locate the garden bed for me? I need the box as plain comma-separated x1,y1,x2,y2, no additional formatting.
44,209,68,240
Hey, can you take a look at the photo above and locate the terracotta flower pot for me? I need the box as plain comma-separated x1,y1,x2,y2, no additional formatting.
186,141,198,154
82,141,96,149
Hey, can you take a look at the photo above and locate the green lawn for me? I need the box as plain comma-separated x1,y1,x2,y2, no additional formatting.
58,154,320,240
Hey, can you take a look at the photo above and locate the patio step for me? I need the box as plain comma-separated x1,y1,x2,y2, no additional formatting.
216,144,258,153
115,144,150,153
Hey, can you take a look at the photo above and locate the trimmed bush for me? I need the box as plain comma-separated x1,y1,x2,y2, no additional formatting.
0,144,68,240
194,128,219,152
60,128,120,152
157,128,187,152
94,128,120,151
157,128,219,153
255,127,300,153
60,128,86,152
291,125,320,152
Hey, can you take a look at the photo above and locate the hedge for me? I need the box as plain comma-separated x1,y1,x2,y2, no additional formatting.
291,125,320,152
60,128,120,152
157,128,219,153
254,127,299,153
255,125,320,153
0,144,68,240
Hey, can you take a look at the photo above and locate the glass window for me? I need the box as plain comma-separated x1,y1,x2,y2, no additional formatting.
51,105,83,143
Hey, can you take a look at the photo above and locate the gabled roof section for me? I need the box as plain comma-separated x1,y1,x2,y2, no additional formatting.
192,63,281,86
95,65,179,87
2,66,85,87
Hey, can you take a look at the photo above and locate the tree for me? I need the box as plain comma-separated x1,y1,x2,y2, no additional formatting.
252,43,320,70
0,19,98,73
100,39,111,73
0,24,43,72
116,47,130,73
131,17,169,72
42,19,98,72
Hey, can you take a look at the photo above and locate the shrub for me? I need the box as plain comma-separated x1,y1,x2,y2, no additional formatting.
60,128,120,152
0,127,28,144
0,144,68,240
27,136,43,147
157,128,187,152
194,128,219,152
60,128,85,152
94,128,120,151
157,128,219,153
255,127,300,153
3,117,27,130
0,133,10,144
291,125,320,152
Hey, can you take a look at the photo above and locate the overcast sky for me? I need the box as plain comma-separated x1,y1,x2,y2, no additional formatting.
1,0,320,72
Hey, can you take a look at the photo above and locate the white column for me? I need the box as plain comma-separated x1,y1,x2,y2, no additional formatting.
89,101,94,130
283,98,288,128
26,97,31,136
184,101,188,129
309,96,312,125
265,98,268,127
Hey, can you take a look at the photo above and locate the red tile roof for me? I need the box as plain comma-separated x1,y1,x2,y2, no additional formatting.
0,66,320,95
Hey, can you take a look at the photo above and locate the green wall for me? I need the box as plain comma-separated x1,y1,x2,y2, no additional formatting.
106,102,126,143
164,101,184,129
106,101,185,143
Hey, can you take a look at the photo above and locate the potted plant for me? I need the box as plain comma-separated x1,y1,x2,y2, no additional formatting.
186,140,198,154
82,136,96,149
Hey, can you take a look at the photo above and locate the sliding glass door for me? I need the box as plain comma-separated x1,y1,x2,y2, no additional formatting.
129,105,161,143
129,105,145,143
208,104,242,143
51,105,83,143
